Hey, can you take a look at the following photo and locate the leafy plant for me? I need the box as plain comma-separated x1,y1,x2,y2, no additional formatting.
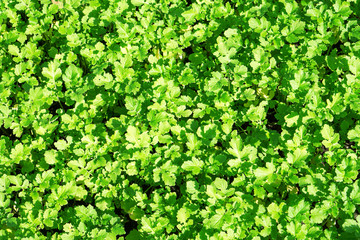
1,0,360,239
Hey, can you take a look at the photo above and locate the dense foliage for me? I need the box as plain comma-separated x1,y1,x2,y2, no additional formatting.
1,0,360,239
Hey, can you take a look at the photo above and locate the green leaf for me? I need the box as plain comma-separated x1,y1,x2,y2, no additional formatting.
131,0,144,6
42,60,62,81
310,207,327,224
290,20,305,35
228,136,243,159
93,73,114,89
287,148,309,167
8,45,20,56
254,163,275,180
181,158,203,175
249,18,261,29
182,8,197,23
44,150,57,165
63,64,82,85
348,125,360,145
342,217,360,238
126,126,139,144
162,172,176,186
213,178,228,191
177,208,189,224
267,203,282,221
350,181,360,204
288,199,310,219
125,96,141,116
349,56,360,76
205,210,226,229
54,139,68,151
285,113,299,127
75,205,98,222
186,133,199,151
10,143,24,163
321,124,334,140
141,217,155,234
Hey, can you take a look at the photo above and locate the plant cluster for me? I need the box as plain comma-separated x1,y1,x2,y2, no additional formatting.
1,0,360,239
